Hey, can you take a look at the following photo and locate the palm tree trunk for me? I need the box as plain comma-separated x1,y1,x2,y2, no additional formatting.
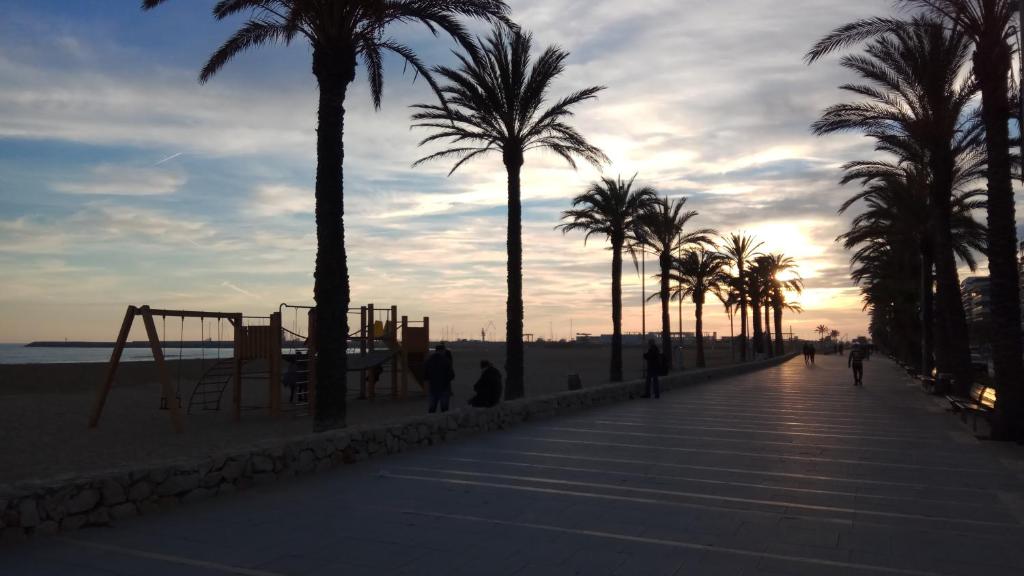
659,251,672,371
773,300,784,356
610,235,624,382
728,308,735,361
920,247,934,378
763,301,772,358
695,297,705,368
751,293,763,357
975,39,1024,440
738,269,748,361
504,153,525,399
311,52,354,432
929,154,973,395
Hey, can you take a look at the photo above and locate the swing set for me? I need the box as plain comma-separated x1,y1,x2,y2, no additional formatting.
89,303,431,432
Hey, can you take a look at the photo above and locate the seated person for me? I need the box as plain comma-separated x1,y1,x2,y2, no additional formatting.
468,360,502,408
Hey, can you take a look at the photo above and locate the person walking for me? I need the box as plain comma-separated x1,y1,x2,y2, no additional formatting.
643,340,662,399
425,344,455,413
809,344,816,365
468,359,502,408
848,344,866,387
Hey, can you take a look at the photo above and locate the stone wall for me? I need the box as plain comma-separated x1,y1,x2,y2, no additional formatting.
0,353,795,543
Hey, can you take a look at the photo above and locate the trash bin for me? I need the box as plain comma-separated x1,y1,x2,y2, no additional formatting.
567,374,582,391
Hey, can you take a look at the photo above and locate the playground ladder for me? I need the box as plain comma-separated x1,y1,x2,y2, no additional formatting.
187,358,235,414
291,349,311,405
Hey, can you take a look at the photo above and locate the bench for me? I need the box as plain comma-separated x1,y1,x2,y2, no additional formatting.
947,383,997,431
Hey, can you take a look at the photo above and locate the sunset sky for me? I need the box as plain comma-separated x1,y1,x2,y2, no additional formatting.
0,0,960,344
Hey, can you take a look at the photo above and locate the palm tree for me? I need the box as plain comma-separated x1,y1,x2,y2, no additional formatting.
142,0,511,430
816,324,830,343
838,159,986,376
905,0,1022,440
720,233,763,361
810,16,979,393
558,176,657,382
670,249,729,368
808,1,1023,439
760,253,805,356
636,197,714,371
413,25,607,399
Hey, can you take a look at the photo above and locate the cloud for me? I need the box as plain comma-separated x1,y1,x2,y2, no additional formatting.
249,184,315,217
0,0,914,341
51,163,186,196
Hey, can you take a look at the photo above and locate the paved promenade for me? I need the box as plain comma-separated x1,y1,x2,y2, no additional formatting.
3,355,1024,575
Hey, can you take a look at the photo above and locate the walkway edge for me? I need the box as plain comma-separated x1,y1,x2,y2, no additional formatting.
0,353,797,543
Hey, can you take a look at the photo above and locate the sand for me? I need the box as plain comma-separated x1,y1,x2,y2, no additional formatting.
0,341,743,485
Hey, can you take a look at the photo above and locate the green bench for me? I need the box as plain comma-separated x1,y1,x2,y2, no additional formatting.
947,383,996,432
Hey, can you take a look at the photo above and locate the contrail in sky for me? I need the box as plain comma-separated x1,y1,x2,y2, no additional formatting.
154,152,182,166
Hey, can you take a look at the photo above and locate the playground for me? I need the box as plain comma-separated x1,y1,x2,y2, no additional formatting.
0,331,742,485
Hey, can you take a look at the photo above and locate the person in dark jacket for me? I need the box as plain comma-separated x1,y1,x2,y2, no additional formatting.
469,360,502,407
424,344,455,413
848,344,866,387
642,340,662,399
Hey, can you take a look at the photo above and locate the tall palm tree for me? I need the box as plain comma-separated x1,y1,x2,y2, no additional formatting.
558,176,657,382
810,16,979,392
720,233,763,361
636,197,714,371
816,324,830,342
670,249,729,368
142,0,511,430
413,25,607,399
760,253,805,356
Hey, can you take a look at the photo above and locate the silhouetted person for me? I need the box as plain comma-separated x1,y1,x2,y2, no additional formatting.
802,343,811,364
469,360,502,408
848,344,866,386
642,340,662,399
367,363,384,400
809,345,816,365
284,356,298,403
425,344,455,413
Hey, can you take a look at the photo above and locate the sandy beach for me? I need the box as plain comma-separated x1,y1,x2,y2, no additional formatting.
0,341,747,486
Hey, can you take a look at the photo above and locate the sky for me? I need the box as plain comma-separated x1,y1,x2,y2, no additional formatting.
0,0,994,344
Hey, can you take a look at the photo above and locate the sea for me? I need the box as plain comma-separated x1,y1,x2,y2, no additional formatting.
0,343,232,365
0,344,323,365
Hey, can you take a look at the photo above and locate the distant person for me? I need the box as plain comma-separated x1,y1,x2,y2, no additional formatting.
642,340,662,399
809,345,816,365
469,360,502,408
425,344,455,413
802,343,811,365
848,344,866,387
